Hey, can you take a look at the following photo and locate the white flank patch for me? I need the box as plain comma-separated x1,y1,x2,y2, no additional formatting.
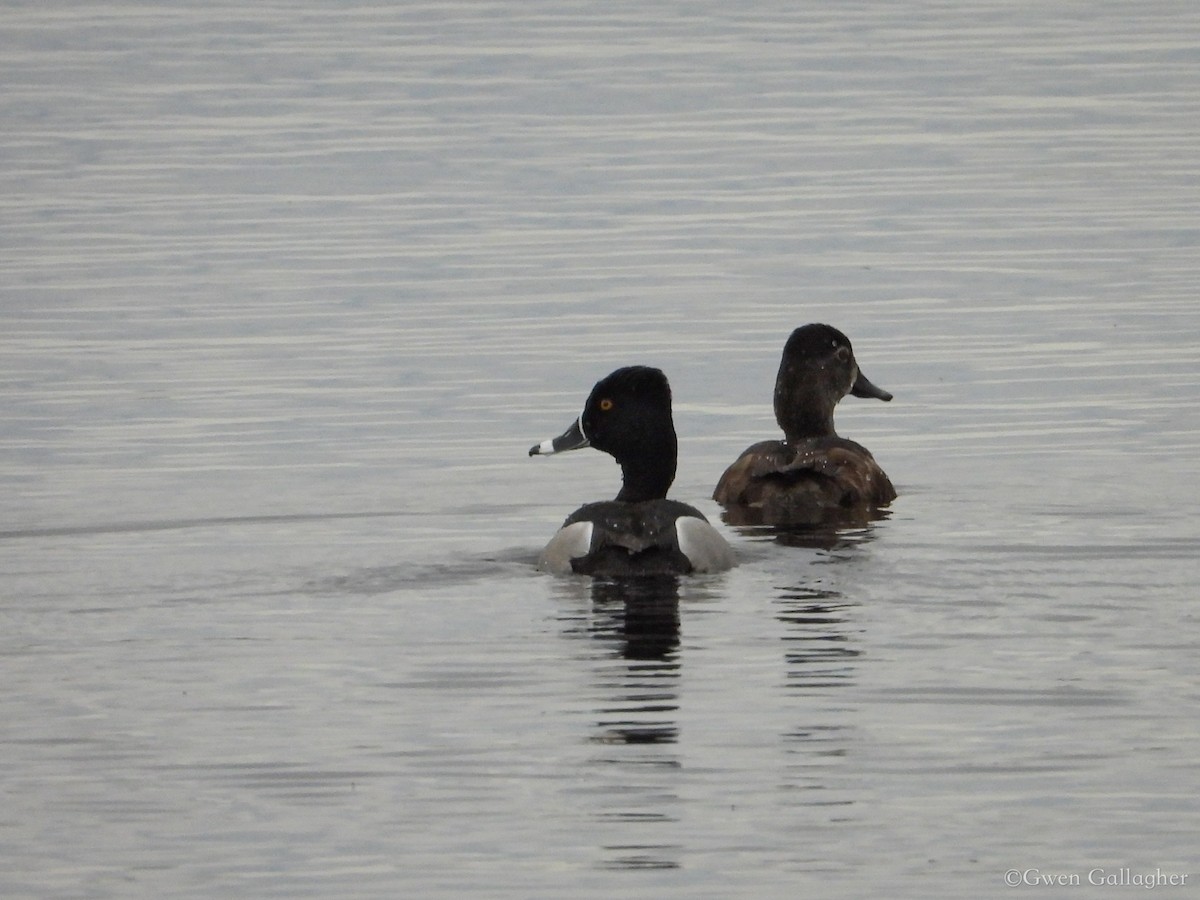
675,517,736,572
537,521,594,574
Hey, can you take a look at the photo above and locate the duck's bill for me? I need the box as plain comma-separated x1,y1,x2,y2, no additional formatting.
850,368,893,402
529,417,589,456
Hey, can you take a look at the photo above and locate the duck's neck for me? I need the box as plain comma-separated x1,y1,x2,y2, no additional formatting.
614,438,677,503
774,376,839,442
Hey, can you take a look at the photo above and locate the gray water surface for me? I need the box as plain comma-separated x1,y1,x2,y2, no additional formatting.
3,3,1199,898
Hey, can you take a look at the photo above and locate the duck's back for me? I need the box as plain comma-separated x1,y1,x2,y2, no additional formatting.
714,437,895,526
538,499,734,576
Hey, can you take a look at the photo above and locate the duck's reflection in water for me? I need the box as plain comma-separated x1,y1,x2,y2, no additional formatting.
723,512,889,552
774,583,861,810
555,574,684,870
579,574,682,745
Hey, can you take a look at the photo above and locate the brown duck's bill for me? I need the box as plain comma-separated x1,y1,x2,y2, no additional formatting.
850,368,893,402
529,417,589,456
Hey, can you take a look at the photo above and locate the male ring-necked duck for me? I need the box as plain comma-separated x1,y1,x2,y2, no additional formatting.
529,366,736,576
713,324,896,526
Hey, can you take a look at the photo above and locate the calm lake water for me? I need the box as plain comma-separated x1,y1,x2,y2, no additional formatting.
3,3,1199,897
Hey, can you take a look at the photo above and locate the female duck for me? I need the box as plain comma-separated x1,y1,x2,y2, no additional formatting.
713,324,896,526
530,366,735,576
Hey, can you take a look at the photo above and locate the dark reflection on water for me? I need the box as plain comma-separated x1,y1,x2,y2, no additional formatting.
556,575,684,870
589,576,682,666
556,572,870,869
775,584,860,808
776,586,861,694
728,519,887,552
594,850,681,872
720,505,893,536
567,575,683,746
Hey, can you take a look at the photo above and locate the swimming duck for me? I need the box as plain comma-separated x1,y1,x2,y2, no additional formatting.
713,324,896,526
529,366,736,576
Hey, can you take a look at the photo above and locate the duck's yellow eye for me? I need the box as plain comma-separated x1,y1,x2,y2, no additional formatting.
599,398,614,411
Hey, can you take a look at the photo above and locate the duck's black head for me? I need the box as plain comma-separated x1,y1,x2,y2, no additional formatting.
773,324,892,442
530,365,678,503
